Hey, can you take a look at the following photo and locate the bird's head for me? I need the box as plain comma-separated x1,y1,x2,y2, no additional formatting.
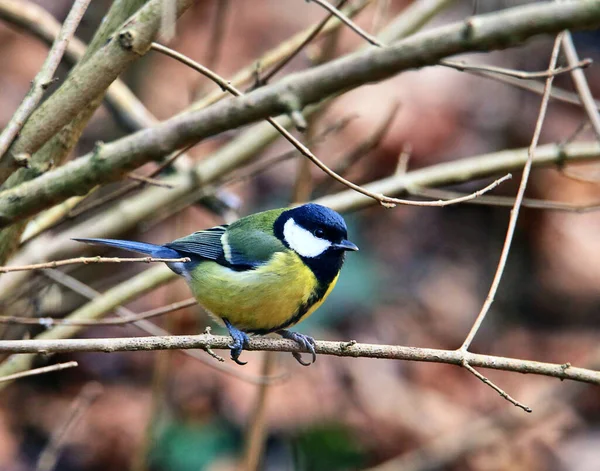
274,203,358,260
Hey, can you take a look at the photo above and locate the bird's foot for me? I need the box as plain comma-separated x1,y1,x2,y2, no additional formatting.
224,319,250,365
278,330,316,366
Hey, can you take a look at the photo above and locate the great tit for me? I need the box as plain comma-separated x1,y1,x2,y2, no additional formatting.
74,203,358,365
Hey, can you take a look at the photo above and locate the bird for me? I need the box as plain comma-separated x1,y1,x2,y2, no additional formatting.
74,203,358,365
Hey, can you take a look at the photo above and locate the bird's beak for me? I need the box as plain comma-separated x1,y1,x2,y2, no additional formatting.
332,239,359,251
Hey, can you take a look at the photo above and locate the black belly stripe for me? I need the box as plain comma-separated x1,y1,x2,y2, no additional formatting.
246,251,346,335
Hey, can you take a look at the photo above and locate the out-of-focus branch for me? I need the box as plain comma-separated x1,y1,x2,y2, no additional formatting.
314,141,600,212
0,0,454,280
460,33,563,351
307,0,383,46
255,0,349,87
0,0,161,134
0,335,596,385
0,297,196,327
191,0,371,110
561,30,600,141
36,382,102,471
151,41,510,207
2,140,600,303
1,1,599,225
0,0,196,181
0,255,190,273
408,187,600,213
0,0,91,160
0,361,78,383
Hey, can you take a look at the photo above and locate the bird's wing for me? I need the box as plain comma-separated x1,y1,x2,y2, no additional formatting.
165,225,229,261
165,223,285,270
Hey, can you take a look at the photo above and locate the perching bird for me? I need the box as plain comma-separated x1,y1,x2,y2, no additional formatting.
74,203,358,365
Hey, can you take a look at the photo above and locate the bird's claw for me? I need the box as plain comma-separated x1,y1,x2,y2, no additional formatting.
279,330,317,366
224,319,249,365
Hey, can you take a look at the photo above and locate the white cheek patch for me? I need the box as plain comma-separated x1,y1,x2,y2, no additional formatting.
283,218,331,258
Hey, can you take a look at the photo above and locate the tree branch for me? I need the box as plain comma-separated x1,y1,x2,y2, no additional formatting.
0,256,190,273
0,334,595,385
0,0,91,160
0,0,196,182
460,32,563,351
0,1,598,225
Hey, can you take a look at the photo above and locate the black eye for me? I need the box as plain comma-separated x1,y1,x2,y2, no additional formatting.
314,228,325,238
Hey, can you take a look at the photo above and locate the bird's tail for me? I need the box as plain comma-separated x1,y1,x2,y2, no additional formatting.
72,238,178,258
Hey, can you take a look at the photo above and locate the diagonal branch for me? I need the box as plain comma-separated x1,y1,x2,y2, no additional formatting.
151,42,511,208
1,1,599,226
0,0,91,160
0,256,191,273
460,33,564,351
561,30,600,141
0,0,197,182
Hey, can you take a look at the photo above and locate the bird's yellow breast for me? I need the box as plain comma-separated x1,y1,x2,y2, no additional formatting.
188,251,338,333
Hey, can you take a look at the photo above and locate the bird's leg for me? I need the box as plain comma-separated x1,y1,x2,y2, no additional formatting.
278,330,317,366
223,319,250,365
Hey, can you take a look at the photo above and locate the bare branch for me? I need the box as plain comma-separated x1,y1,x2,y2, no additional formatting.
408,186,600,213
441,57,591,79
0,1,598,224
0,297,197,327
0,0,91,160
153,42,512,207
0,335,596,385
36,382,102,471
460,33,564,351
0,1,586,223
306,0,384,47
256,0,350,86
0,0,197,182
0,256,190,273
461,360,531,413
562,31,600,141
0,361,78,383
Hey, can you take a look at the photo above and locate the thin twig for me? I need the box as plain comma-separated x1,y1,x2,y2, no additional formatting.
0,256,191,273
196,0,370,109
151,42,511,208
408,186,600,213
462,360,532,413
67,145,194,220
458,67,600,110
0,335,597,384
222,115,358,187
460,33,564,351
315,102,400,194
256,0,348,87
243,352,275,471
0,298,197,327
559,168,600,185
40,269,286,385
441,57,591,80
0,0,91,161
307,0,384,47
36,382,103,471
128,174,175,188
0,360,78,383
561,29,600,141
205,0,230,71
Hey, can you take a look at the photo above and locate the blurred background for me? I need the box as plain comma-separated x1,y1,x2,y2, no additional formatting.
1,0,600,470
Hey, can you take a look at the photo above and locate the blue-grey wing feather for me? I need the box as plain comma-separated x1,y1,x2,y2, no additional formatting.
165,226,227,261
165,225,259,269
